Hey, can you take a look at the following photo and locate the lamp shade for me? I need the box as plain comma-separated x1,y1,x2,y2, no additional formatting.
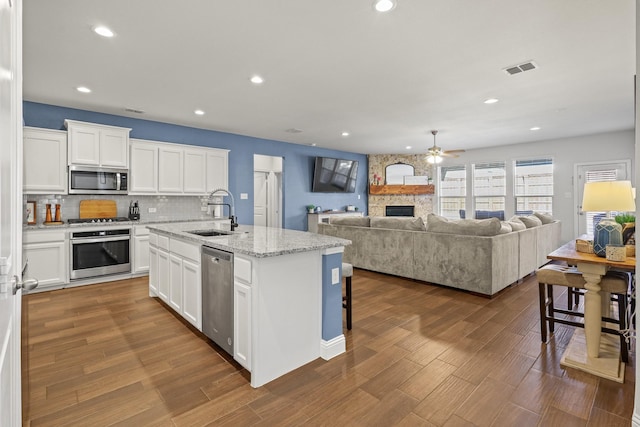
581,180,636,212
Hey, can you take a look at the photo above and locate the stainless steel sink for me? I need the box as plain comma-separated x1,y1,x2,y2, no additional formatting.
187,229,232,237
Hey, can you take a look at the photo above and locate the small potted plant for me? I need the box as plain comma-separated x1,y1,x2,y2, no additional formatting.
306,204,315,213
615,213,635,246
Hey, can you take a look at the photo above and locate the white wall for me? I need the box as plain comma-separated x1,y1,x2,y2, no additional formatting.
448,129,634,244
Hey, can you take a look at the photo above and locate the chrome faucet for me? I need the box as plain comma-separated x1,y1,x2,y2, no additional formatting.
208,188,238,230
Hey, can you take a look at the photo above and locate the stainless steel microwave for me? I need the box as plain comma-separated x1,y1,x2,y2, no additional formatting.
68,165,128,195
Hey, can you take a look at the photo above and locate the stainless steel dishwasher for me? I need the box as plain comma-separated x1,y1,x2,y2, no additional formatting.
201,245,234,356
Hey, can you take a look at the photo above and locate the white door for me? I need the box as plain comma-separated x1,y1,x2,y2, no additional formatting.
0,0,24,425
254,172,268,227
575,161,631,236
254,171,283,228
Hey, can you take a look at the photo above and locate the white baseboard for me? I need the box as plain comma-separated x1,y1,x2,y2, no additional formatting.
632,412,640,427
320,335,346,360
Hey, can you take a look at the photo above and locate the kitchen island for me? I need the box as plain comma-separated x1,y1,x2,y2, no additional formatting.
146,221,351,387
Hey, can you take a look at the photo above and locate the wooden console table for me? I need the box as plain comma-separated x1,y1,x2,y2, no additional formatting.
547,238,635,382
307,211,363,233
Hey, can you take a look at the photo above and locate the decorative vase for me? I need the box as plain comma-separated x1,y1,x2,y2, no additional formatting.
593,218,623,257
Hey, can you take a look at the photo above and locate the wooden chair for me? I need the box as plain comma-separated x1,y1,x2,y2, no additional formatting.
537,263,630,363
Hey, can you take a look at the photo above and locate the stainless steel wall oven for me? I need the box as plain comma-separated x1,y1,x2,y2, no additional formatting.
70,228,131,279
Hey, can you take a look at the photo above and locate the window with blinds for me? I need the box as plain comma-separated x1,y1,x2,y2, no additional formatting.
515,158,553,215
473,162,506,217
438,165,466,219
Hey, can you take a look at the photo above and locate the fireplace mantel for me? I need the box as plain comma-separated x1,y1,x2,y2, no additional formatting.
369,184,434,195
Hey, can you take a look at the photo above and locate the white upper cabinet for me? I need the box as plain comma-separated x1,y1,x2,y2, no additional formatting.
183,148,207,194
207,150,229,192
65,119,130,168
23,127,67,194
158,145,183,193
129,138,228,196
129,140,158,193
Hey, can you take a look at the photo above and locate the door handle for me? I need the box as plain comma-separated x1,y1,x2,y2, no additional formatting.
12,275,39,295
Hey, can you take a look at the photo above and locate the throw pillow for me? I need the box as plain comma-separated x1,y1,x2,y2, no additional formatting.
330,216,370,227
518,215,543,228
499,221,512,234
427,213,502,236
507,216,526,231
370,216,426,231
533,211,554,224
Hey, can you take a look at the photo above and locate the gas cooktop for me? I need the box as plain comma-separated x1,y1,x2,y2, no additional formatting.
67,217,132,225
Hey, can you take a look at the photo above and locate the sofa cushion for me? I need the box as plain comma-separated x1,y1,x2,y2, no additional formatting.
507,216,527,231
499,221,512,234
426,213,502,236
533,211,555,224
519,215,543,228
330,216,370,227
370,216,426,231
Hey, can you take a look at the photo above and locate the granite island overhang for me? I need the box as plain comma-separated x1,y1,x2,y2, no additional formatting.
146,221,352,387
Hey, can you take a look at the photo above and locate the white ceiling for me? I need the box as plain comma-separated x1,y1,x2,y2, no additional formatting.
23,0,635,155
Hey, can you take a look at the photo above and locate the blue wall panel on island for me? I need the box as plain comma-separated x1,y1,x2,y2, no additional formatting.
23,101,368,230
321,252,344,341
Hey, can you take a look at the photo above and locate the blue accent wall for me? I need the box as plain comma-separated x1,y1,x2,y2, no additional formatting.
23,101,368,230
321,252,344,341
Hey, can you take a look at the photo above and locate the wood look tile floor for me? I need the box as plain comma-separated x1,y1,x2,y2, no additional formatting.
22,270,635,426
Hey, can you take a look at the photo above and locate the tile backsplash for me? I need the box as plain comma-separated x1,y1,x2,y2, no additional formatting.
23,194,216,224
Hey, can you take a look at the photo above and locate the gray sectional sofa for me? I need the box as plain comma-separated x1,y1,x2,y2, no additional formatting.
316,214,561,296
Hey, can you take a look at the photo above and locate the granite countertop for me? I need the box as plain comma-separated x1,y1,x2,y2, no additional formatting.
23,217,228,231
146,221,351,258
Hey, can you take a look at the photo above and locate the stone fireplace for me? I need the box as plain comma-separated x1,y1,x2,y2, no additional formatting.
368,154,434,219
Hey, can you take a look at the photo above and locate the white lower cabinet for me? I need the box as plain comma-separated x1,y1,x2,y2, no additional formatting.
234,255,252,370
23,230,68,290
181,258,201,328
233,281,251,370
149,231,202,330
148,245,158,296
133,225,150,274
169,254,183,312
157,248,170,302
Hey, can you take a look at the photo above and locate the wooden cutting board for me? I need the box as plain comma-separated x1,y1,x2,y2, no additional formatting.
79,200,117,219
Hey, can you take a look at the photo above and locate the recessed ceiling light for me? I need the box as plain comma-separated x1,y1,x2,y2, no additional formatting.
93,26,114,38
374,0,396,12
76,86,91,93
406,146,412,150
341,132,350,137
310,143,317,147
484,98,499,104
194,109,205,116
250,75,264,84
530,126,541,131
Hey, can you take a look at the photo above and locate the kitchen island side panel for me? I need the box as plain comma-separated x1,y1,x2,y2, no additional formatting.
250,250,322,387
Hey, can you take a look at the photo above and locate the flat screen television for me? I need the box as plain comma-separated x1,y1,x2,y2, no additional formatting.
312,157,359,192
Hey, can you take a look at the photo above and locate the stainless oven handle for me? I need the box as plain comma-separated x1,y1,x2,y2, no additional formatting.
71,236,130,244
116,173,122,190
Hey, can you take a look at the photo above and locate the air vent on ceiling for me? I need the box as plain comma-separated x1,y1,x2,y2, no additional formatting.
285,128,303,133
503,61,538,76
124,108,145,114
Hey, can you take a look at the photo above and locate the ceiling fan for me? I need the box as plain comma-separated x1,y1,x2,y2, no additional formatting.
426,130,465,164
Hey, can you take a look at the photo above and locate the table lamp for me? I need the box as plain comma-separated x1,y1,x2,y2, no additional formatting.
582,180,636,257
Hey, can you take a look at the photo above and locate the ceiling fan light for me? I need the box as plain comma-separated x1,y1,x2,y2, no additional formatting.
427,155,442,164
